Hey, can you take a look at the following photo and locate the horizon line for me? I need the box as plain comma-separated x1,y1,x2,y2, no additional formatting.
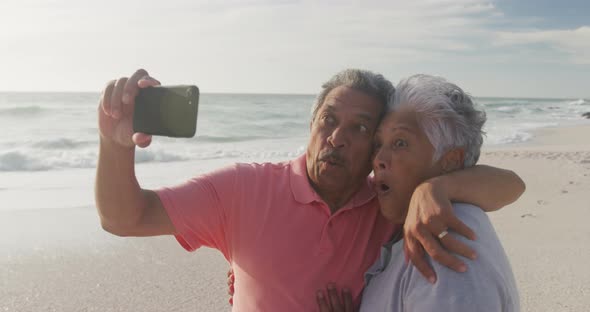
0,90,586,101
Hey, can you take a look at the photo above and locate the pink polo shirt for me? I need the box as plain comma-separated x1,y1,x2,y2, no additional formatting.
156,155,395,311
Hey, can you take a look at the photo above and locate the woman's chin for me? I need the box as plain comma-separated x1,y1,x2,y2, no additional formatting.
378,198,407,224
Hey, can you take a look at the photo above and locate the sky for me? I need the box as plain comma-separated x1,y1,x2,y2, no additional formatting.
0,0,588,98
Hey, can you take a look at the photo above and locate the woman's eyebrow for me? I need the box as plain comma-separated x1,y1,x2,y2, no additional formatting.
389,125,418,137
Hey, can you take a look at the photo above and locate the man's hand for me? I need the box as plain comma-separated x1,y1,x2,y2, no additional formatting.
98,68,160,148
403,177,477,283
227,267,235,306
316,284,354,312
228,270,356,311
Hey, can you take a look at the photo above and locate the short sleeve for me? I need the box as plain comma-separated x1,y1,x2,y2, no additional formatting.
155,164,238,259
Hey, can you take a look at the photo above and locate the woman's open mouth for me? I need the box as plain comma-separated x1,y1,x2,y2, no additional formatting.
376,181,391,195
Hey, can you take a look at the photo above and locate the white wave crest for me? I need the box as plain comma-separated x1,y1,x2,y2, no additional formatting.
0,151,51,171
32,138,93,149
135,149,189,163
567,99,587,106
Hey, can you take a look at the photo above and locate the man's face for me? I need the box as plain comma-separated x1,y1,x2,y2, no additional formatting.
372,110,442,223
306,86,383,196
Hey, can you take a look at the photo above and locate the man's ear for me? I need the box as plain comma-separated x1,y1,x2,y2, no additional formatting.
441,148,465,173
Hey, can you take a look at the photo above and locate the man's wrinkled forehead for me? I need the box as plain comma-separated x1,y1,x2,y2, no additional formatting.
322,103,376,122
322,87,383,120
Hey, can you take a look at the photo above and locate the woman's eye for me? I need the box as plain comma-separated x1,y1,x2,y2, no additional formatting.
393,139,408,148
359,124,368,133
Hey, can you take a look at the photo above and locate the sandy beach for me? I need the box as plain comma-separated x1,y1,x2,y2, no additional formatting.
2,124,589,312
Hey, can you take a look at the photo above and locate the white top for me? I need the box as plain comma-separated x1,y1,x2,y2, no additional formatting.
360,203,520,312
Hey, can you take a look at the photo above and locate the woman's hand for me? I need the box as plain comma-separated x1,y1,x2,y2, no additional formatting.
403,177,477,283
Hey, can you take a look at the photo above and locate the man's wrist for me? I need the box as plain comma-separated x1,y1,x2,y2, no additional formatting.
423,174,455,201
99,137,135,154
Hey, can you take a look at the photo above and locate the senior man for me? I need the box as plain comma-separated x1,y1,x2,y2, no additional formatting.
95,68,524,311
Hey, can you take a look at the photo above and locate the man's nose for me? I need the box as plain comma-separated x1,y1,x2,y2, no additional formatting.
327,127,346,148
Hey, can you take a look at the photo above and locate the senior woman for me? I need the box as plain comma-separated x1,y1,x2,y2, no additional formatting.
317,74,520,311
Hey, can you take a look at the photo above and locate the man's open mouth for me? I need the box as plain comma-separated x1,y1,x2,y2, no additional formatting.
322,157,343,167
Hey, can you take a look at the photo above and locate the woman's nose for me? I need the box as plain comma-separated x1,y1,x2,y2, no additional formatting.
373,150,388,170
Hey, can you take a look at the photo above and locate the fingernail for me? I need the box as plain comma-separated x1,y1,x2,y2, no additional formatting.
428,276,436,284
328,283,335,290
122,93,131,105
317,291,324,299
459,264,467,272
470,253,478,260
343,288,350,293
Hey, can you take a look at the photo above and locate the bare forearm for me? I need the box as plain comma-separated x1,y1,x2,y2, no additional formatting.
433,164,525,212
95,138,147,230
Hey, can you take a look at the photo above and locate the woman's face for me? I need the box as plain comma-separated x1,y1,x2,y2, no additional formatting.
372,110,444,223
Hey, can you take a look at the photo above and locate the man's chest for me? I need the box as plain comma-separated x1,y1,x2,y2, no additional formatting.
233,199,389,287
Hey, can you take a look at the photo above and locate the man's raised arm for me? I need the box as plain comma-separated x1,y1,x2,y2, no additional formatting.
404,164,525,281
94,69,175,237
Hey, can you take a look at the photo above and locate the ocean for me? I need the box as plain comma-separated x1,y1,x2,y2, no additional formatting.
0,92,588,173
0,92,588,212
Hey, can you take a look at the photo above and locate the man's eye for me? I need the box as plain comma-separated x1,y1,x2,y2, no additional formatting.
393,139,408,148
322,115,335,125
359,124,368,133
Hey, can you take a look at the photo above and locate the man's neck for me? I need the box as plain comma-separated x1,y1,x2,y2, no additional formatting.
309,179,363,214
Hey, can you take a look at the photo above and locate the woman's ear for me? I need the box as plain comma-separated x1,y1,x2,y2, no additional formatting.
441,148,465,173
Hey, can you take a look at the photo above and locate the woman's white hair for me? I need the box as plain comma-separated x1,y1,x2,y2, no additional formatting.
390,74,486,167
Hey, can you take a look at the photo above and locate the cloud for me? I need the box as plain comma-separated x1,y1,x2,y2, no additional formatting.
173,0,503,64
494,26,590,64
0,0,588,95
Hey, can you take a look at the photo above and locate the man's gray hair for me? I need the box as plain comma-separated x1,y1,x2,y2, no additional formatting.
390,74,486,167
311,69,395,121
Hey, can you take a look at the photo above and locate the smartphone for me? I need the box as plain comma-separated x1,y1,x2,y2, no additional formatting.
133,85,199,138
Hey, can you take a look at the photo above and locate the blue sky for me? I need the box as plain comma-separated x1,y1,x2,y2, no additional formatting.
0,0,588,98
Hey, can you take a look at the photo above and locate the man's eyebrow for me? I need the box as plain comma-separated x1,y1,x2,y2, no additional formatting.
357,112,374,121
323,105,336,113
324,103,375,121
